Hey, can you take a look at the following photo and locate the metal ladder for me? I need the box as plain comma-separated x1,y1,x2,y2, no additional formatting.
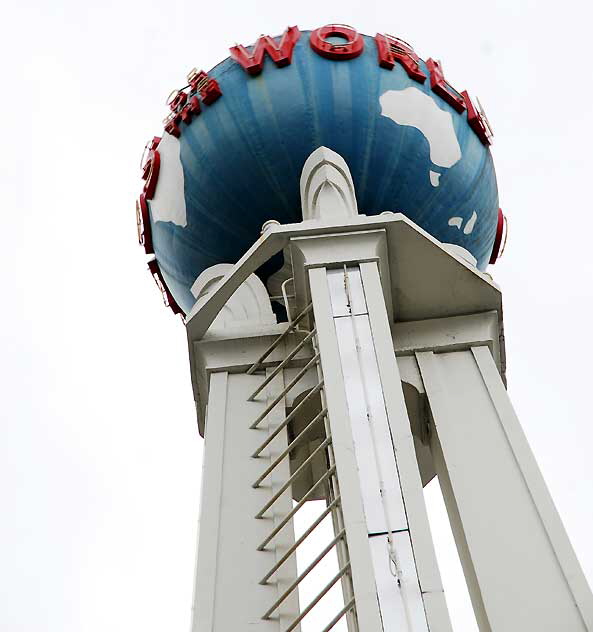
246,301,359,632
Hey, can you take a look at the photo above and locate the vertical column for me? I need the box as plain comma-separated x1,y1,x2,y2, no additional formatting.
416,347,593,632
309,264,452,632
360,262,453,632
309,266,385,632
191,368,299,631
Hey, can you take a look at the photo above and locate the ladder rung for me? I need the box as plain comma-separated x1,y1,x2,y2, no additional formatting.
320,597,356,632
257,465,337,550
246,303,313,375
250,353,320,429
251,381,324,458
262,529,346,620
252,407,328,489
282,562,352,632
248,328,317,401
260,495,341,585
255,437,332,517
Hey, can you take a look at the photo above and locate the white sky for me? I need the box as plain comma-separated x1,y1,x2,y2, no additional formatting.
1,1,592,630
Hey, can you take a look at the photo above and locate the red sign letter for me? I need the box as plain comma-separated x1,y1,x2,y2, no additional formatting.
374,34,426,83
426,58,466,113
163,113,181,138
310,24,364,60
148,259,184,315
489,208,506,264
141,137,161,199
230,26,301,76
188,70,222,105
136,193,154,254
163,70,221,137
461,90,492,146
180,96,201,124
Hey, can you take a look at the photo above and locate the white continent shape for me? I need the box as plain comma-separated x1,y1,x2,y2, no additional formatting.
149,133,187,227
379,87,461,185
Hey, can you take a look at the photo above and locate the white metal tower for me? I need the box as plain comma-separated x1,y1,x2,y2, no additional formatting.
185,147,593,632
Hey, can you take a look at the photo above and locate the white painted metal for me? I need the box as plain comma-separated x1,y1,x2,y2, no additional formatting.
185,211,501,341
184,148,593,632
333,306,408,534
332,268,421,630
244,298,360,630
369,532,428,632
416,348,593,631
392,311,503,374
308,265,384,632
471,345,592,626
191,370,300,631
300,146,359,221
359,261,453,632
307,262,452,632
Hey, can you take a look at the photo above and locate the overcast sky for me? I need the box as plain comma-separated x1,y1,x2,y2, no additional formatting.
2,1,592,630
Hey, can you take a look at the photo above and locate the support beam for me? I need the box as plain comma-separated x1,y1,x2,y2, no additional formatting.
191,370,300,631
309,263,453,632
417,348,593,632
308,265,383,632
360,262,453,632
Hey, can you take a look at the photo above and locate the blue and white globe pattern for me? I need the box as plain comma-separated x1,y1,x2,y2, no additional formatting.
145,31,499,315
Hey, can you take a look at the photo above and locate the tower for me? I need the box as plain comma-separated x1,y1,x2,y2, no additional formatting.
183,147,593,631
137,25,593,631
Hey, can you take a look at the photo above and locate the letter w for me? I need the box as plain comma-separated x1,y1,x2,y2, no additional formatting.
230,26,300,76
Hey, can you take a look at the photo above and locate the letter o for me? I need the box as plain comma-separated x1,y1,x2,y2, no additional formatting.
310,24,364,60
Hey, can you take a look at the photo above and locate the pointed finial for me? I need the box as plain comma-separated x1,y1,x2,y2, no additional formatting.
300,146,359,221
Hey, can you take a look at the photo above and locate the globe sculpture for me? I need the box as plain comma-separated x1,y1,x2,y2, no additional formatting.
137,26,501,315
134,28,593,632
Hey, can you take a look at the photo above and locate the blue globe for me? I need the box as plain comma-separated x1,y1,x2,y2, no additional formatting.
140,29,499,315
